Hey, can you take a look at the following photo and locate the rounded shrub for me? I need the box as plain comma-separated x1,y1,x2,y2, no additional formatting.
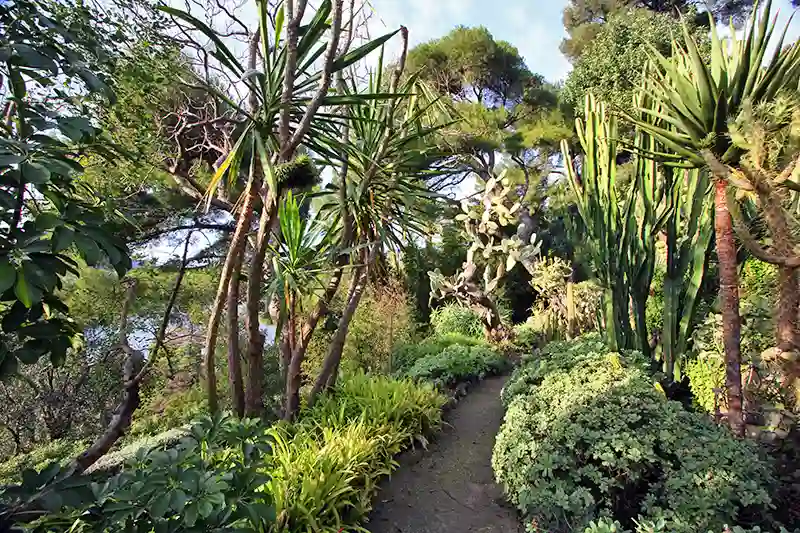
493,346,774,533
430,303,484,338
403,343,507,387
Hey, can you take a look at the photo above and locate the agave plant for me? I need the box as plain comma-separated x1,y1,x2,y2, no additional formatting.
628,0,800,435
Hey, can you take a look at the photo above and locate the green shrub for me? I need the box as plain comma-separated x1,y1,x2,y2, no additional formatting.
2,415,275,531
403,344,508,387
265,373,447,532
584,517,796,533
501,333,649,406
687,300,779,414
391,333,488,372
430,303,485,338
0,439,88,485
493,344,774,533
3,373,447,533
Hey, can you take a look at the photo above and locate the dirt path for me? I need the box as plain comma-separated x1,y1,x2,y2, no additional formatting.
367,375,521,533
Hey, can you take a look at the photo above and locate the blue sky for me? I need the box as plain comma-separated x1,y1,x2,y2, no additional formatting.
367,0,572,82
366,0,800,84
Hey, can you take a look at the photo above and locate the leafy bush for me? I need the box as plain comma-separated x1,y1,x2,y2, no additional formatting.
494,339,774,533
266,373,447,532
391,333,487,372
0,439,88,485
3,373,446,533
687,300,780,414
1,414,275,531
430,303,485,338
403,344,508,387
501,333,648,406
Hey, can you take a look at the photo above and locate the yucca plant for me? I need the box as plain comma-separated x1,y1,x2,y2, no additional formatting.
162,0,405,416
629,0,800,435
306,45,454,400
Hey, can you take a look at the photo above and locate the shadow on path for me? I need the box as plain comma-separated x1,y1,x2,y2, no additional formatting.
367,375,521,533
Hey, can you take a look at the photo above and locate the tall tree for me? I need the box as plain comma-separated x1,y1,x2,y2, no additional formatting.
561,0,752,61
629,0,800,435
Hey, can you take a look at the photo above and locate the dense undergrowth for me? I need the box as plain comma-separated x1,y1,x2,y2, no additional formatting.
0,372,447,532
493,334,779,533
1,330,506,532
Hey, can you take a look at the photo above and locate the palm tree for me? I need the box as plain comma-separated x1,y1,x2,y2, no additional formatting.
629,0,800,435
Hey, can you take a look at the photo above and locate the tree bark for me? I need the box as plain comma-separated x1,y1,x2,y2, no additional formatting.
714,178,744,437
200,179,256,414
73,282,143,474
226,253,245,418
244,194,278,418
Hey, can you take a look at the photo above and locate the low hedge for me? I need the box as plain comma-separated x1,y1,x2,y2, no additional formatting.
493,335,775,533
402,343,509,387
1,373,447,533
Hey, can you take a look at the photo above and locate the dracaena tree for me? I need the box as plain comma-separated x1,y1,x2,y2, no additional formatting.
304,49,455,406
164,0,403,416
628,0,800,435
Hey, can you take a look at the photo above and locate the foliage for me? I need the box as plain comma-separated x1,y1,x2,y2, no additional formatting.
403,343,508,387
561,95,665,357
560,0,751,61
563,8,707,117
406,26,538,107
686,299,782,414
0,438,87,485
402,224,466,325
1,414,275,532
0,0,132,376
430,303,485,339
390,333,487,373
3,373,447,532
629,0,800,168
264,372,446,533
501,333,648,405
524,258,603,343
493,337,775,533
343,280,414,374
740,260,779,305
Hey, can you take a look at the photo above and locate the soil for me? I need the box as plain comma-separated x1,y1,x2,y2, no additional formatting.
367,375,522,533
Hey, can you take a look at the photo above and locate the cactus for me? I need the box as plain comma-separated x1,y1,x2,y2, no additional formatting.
429,170,541,339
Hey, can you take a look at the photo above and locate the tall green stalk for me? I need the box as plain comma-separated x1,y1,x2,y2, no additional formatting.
661,167,714,380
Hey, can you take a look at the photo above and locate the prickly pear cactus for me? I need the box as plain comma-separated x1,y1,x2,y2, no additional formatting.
428,170,540,336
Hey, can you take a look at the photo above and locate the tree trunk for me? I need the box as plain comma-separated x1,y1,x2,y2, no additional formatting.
310,263,369,402
758,190,800,352
201,181,256,414
244,193,278,418
714,179,744,437
226,256,245,418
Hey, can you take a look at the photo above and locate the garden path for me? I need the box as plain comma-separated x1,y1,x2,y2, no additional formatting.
367,375,521,533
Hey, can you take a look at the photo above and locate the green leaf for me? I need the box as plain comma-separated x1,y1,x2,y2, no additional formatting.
13,44,58,74
331,29,400,72
74,233,101,265
150,492,171,518
14,272,32,307
0,154,24,166
184,502,199,527
170,489,188,512
0,261,16,294
52,226,75,253
0,352,18,378
21,162,51,185
35,212,61,230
